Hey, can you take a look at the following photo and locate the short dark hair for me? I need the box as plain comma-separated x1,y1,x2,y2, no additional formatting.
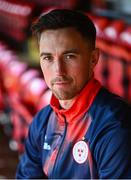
31,9,96,49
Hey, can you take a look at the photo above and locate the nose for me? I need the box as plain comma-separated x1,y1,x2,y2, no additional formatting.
54,59,65,75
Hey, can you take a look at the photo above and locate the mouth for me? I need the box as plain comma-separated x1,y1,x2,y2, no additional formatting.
54,80,69,83
54,81,70,86
51,76,72,86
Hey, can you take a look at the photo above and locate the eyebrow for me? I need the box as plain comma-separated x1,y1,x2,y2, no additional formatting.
40,48,80,57
63,48,80,54
40,52,51,57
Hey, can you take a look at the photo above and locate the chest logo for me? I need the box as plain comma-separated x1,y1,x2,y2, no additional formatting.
73,140,88,164
43,135,51,150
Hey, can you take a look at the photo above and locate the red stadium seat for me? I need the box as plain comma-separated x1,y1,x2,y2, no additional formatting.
120,26,131,49
104,20,125,43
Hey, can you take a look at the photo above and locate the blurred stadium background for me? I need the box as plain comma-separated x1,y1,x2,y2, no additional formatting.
0,0,131,178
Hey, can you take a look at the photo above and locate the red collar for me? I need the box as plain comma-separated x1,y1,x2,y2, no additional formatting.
50,78,101,123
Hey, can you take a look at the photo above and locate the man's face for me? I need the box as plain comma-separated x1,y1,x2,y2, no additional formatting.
39,28,99,100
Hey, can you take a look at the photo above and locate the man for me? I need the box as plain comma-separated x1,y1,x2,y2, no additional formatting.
16,9,131,179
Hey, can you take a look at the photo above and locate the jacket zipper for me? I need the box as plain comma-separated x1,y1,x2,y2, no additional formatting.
51,116,67,178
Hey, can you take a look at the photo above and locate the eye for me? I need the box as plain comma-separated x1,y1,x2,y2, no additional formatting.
42,55,53,62
64,54,76,61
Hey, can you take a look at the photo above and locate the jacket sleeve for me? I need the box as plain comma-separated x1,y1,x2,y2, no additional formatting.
15,106,51,179
94,104,131,179
95,129,131,179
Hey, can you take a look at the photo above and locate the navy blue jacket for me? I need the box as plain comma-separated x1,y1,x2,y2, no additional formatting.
16,88,131,179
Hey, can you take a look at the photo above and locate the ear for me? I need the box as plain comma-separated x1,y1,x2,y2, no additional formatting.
90,48,99,68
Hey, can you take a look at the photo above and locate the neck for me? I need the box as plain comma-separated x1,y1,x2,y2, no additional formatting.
59,97,77,110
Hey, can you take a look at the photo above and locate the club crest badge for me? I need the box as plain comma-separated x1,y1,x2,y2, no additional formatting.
73,140,88,164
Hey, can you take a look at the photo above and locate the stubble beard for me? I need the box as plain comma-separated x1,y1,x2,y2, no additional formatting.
51,85,78,100
50,75,78,100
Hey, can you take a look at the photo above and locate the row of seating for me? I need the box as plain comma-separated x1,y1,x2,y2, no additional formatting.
95,39,131,101
91,14,131,102
0,0,35,42
89,14,131,49
0,0,77,42
0,42,51,153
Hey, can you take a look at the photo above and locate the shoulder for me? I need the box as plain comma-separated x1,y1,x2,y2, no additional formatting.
33,105,52,125
91,87,130,109
87,88,131,174
88,87,131,144
89,87,131,124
